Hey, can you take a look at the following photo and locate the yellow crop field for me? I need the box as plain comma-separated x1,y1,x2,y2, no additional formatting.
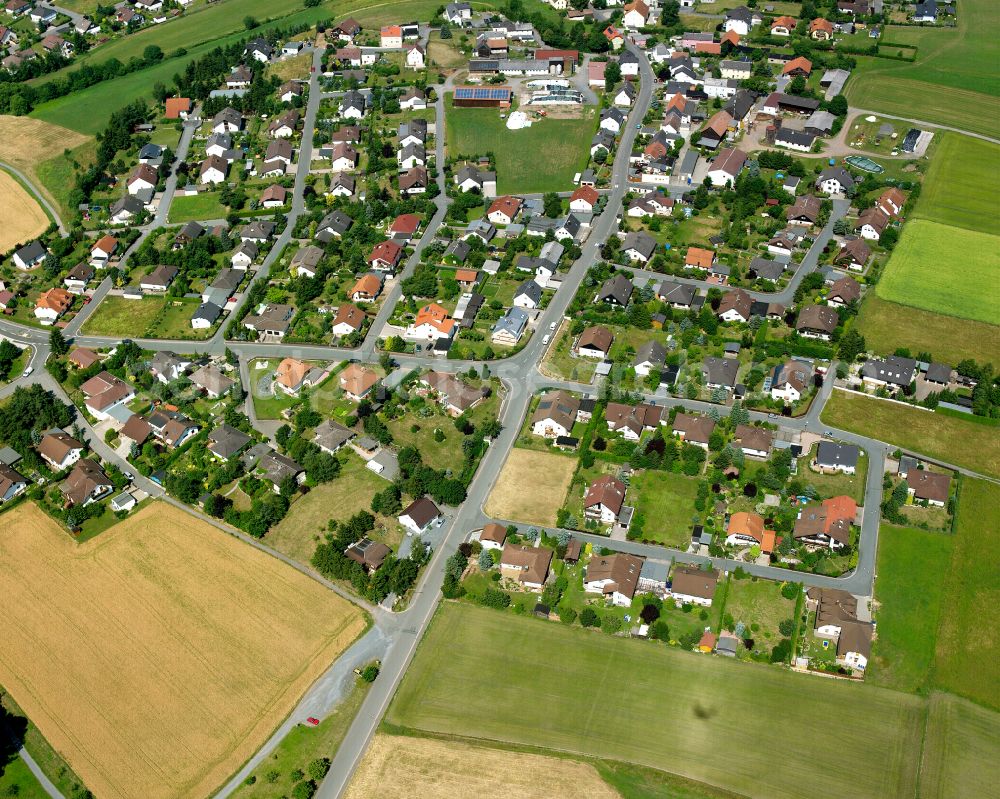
0,170,50,253
345,734,620,799
0,502,365,799
0,116,88,213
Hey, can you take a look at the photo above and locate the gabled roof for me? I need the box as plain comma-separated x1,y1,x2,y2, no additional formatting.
577,325,613,353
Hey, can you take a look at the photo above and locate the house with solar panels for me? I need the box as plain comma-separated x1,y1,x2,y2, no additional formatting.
453,85,514,107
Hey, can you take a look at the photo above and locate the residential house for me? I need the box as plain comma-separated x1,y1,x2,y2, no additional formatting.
734,424,774,458
350,273,382,303
706,147,747,187
63,262,94,294
531,390,579,438
827,275,861,307
406,303,456,341
479,522,507,551
905,469,950,507
576,325,613,358
669,565,719,606
622,231,657,264
726,511,776,554
61,459,113,506
339,363,377,400
702,356,739,391
816,166,855,195
835,238,870,271
657,280,697,309
796,304,839,340
585,552,644,606
37,431,84,471
487,195,522,226
188,363,235,398
717,288,753,323
861,355,916,392
34,287,73,325
316,209,354,242
794,495,856,549
810,17,834,39
770,359,812,403
368,240,404,272
815,441,860,474
633,340,666,377
856,206,890,240
605,402,662,440
513,279,543,310
672,413,716,449
312,419,354,455
499,543,552,589
331,303,366,338
491,306,529,345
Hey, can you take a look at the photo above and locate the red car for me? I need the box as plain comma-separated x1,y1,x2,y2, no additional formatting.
306,717,320,726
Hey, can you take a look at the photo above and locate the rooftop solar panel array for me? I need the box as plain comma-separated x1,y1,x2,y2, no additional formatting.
455,86,512,100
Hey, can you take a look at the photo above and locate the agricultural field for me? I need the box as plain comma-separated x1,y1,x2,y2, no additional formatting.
630,470,699,547
820,390,1000,478
0,502,365,799
844,0,1000,137
0,169,49,254
485,448,577,527
870,524,953,694
917,693,1000,799
912,133,1000,235
0,116,89,220
446,98,595,194
855,294,1000,366
388,603,926,799
875,220,998,324
345,734,619,799
933,478,1000,710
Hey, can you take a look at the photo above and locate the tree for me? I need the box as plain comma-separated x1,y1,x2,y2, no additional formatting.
49,328,69,356
307,759,331,781
604,60,622,87
778,618,795,636
478,548,493,570
838,328,866,362
542,192,562,218
580,607,600,627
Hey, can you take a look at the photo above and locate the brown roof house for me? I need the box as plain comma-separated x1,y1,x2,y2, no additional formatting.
499,543,553,590
669,565,719,606
604,402,662,440
61,459,113,507
807,587,873,671
531,390,579,439
733,424,774,458
478,522,508,551
274,357,323,396
420,371,488,417
827,276,861,308
80,371,135,420
794,495,856,549
835,238,871,272
345,537,391,573
905,470,950,507
770,359,812,403
584,552,645,607
398,496,442,535
672,413,716,449
38,431,84,471
796,304,839,340
576,325,613,359
584,475,627,524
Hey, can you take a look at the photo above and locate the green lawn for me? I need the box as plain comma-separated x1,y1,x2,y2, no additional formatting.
232,680,370,799
933,478,1000,711
844,0,1000,138
855,294,1000,367
0,755,48,799
388,603,924,799
168,192,228,223
821,390,1000,478
912,133,1000,236
719,576,796,657
799,445,867,503
875,220,999,325
80,295,164,336
869,524,953,694
446,98,595,194
250,359,302,420
630,470,699,547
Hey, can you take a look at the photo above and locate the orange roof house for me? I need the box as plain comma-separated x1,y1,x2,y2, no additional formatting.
666,92,687,113
487,195,523,222
782,56,812,76
685,246,715,269
339,363,378,399
275,357,310,392
350,273,382,301
694,40,721,54
726,511,776,554
36,287,73,314
809,18,833,38
771,15,797,31
411,303,455,337
721,30,741,46
164,97,191,118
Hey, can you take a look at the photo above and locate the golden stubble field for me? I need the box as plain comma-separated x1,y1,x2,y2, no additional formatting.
484,448,576,527
0,169,49,253
0,502,366,799
345,734,620,799
0,116,87,209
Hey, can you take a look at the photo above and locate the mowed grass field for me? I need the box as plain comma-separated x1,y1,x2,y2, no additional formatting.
856,295,1000,366
821,390,1000,478
912,133,1000,235
844,0,1000,137
0,170,51,254
917,693,1000,799
631,470,699,547
933,478,1000,710
387,603,925,799
0,502,365,799
485,448,577,527
345,734,619,799
870,524,953,694
446,98,594,194
875,220,998,325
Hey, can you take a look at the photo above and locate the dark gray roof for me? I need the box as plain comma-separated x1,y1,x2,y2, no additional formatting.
208,423,251,459
622,231,657,261
702,356,739,387
861,356,916,387
816,441,859,469
599,273,634,305
515,279,543,304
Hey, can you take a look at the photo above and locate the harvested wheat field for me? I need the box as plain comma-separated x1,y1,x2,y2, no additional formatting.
0,502,365,799
485,448,576,527
0,116,88,174
345,734,619,799
0,169,49,252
